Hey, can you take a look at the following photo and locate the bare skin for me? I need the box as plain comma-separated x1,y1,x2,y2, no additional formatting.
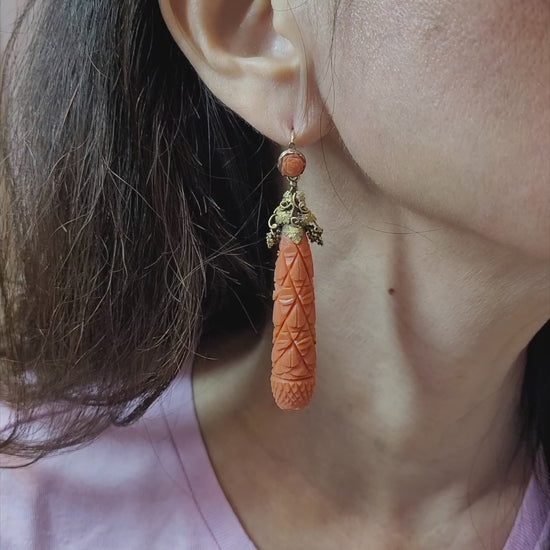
158,0,550,548
191,131,544,549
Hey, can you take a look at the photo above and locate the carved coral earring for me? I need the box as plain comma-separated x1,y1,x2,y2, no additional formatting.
266,130,323,411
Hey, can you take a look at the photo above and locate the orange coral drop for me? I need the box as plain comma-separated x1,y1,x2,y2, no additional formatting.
271,234,317,411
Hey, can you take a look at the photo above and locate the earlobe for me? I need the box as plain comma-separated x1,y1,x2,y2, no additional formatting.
158,0,330,146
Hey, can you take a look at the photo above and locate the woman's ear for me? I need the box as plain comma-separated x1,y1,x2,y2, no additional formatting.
158,0,330,146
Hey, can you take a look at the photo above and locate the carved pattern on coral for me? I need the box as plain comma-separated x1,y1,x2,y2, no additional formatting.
271,235,317,410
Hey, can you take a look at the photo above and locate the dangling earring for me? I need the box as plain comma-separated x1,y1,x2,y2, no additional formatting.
266,130,323,411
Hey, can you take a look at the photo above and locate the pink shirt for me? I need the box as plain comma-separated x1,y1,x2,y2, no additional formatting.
1,357,549,549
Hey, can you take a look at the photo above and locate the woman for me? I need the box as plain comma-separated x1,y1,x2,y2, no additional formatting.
1,1,549,548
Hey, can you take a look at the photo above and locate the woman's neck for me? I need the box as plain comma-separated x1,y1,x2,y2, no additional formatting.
193,130,549,547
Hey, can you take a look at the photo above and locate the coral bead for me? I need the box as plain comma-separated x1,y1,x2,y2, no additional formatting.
278,151,306,177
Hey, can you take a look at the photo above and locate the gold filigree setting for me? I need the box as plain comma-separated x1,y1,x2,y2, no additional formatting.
266,139,323,249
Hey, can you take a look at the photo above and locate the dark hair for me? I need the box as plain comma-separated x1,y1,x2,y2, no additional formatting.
1,1,549,508
1,0,279,462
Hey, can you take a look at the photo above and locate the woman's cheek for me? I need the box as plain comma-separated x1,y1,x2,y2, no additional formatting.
320,0,550,259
